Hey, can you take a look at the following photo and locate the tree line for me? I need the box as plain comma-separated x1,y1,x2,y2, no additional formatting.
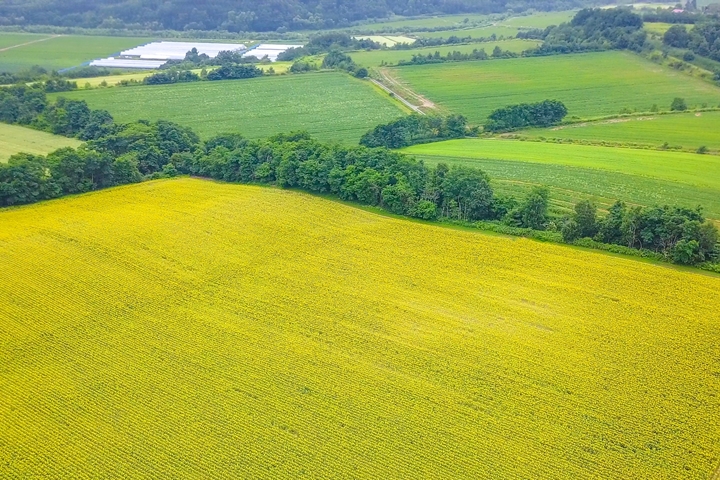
663,22,720,62
0,0,587,32
397,46,518,65
360,114,473,148
484,100,568,132
0,90,717,267
562,200,717,265
520,8,648,55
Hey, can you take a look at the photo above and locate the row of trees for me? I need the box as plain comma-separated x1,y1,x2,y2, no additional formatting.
398,46,517,65
484,100,568,132
562,200,718,264
360,114,473,148
1,116,717,265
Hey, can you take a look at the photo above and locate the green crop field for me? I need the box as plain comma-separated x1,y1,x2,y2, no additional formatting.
0,35,153,72
500,10,576,28
415,25,521,39
1,178,719,478
352,13,492,31
0,123,81,162
54,72,406,143
0,32,52,50
391,51,720,123
521,111,720,151
351,39,541,67
403,139,720,219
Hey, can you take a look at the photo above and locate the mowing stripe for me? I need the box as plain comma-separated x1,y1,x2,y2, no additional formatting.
0,35,61,52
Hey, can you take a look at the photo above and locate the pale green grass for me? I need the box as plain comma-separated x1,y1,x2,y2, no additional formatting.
0,33,52,50
392,51,720,123
499,10,576,28
415,25,521,39
355,35,415,46
644,22,674,35
353,14,491,31
351,39,541,67
403,138,720,218
53,72,405,143
521,111,720,151
0,123,81,162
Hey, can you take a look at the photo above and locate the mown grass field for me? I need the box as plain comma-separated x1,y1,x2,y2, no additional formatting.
403,139,720,219
0,35,153,72
415,25,521,39
521,111,720,151
350,13,492,31
351,39,540,67
52,72,406,143
1,178,719,478
0,123,81,162
392,51,720,123
644,22,674,35
0,32,51,49
500,10,576,28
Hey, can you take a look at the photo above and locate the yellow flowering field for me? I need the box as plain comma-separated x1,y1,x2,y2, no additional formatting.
1,178,719,479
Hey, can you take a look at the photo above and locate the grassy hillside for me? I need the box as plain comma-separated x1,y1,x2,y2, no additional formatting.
0,35,152,72
351,39,540,67
403,139,720,219
0,123,81,162
392,51,720,123
1,178,719,478
53,72,406,143
521,111,720,151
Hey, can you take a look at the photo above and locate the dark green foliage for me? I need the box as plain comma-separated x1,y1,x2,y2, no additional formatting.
593,201,718,264
506,186,550,230
322,51,357,73
663,22,720,62
360,115,471,149
289,61,318,73
528,8,647,54
485,100,567,132
206,64,263,81
561,199,597,242
670,97,687,111
398,48,512,66
144,70,200,85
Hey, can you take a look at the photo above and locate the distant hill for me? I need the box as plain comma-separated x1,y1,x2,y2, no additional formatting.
0,0,588,32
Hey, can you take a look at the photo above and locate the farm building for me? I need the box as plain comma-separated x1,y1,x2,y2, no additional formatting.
90,42,303,69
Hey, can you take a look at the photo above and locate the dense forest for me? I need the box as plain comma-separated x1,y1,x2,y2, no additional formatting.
0,0,593,31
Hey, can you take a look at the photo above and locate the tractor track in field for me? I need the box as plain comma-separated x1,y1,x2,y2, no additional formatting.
0,35,62,52
371,67,440,115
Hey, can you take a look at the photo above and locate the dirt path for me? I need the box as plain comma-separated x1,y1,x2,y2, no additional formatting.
375,67,439,114
369,78,425,114
0,35,61,53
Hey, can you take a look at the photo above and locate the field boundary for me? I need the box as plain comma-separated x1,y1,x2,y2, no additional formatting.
374,67,440,114
368,77,424,114
0,35,60,52
711,461,720,480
